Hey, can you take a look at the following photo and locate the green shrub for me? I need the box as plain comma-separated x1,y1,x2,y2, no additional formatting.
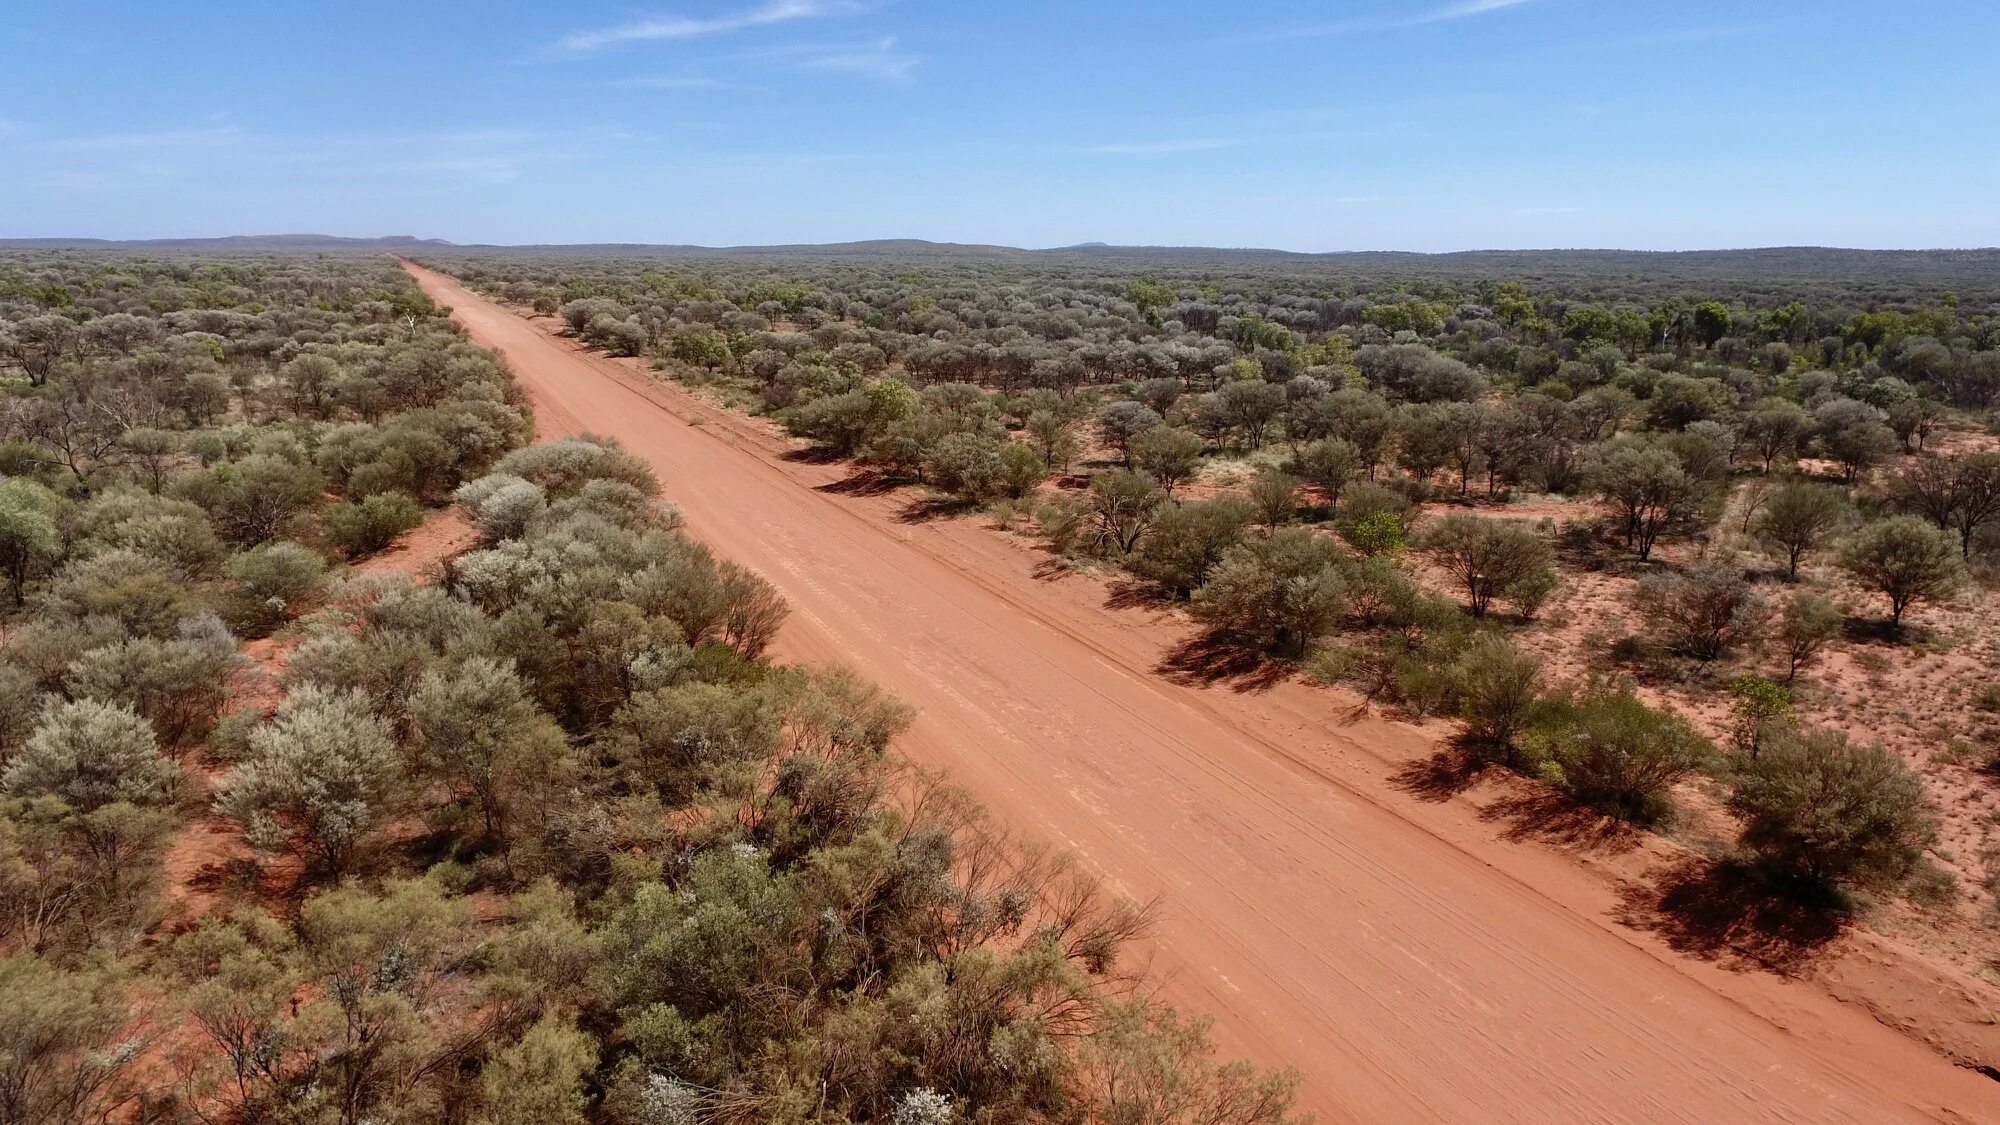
1128,498,1255,600
223,541,328,636
323,491,426,557
1450,635,1543,759
1191,528,1348,656
1525,685,1715,824
1729,728,1935,892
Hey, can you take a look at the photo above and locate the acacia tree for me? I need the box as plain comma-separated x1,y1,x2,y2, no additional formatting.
1838,516,1961,631
1729,728,1934,891
1128,425,1205,494
1740,399,1809,472
215,687,406,874
1776,591,1842,682
1893,452,2000,557
1289,438,1361,509
1248,469,1300,529
1752,481,1851,579
1096,402,1161,466
0,479,61,604
407,658,567,846
0,314,82,387
1526,687,1714,824
1128,498,1254,599
1087,469,1163,554
1812,398,1896,483
1419,514,1554,618
1190,528,1347,656
1450,635,1543,760
1591,445,1702,560
1637,560,1763,662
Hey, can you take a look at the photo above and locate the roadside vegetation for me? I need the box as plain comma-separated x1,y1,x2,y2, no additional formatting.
0,252,1304,1124
428,247,2000,958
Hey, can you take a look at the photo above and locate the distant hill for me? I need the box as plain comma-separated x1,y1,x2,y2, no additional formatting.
0,234,455,250
9,235,2000,288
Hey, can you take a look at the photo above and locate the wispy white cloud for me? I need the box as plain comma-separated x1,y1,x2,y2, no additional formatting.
612,73,738,89
45,126,242,152
1088,138,1236,155
729,35,920,81
1409,0,1533,24
1256,0,1536,41
558,0,860,53
793,37,917,81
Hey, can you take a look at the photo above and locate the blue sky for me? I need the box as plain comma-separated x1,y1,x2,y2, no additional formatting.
2,0,1996,250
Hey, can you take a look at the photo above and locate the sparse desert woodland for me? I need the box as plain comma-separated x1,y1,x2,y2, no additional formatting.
434,243,2000,900
12,240,2000,1121
0,251,1304,1124
425,244,2000,978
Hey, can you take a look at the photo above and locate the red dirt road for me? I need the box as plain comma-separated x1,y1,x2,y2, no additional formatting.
407,262,2000,1124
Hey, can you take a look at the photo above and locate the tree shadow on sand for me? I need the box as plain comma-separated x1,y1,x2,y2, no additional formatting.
1103,576,1171,612
895,494,978,524
1614,857,1846,974
1391,748,1643,855
780,446,847,465
815,467,903,498
1479,789,1645,854
1154,629,1294,693
1390,747,1486,803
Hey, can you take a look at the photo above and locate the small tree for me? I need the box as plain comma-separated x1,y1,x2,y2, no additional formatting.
0,956,148,1123
1812,398,1896,483
1776,591,1842,682
407,658,567,845
1726,675,1794,756
1247,469,1301,529
0,478,61,605
1526,686,1715,824
322,491,426,557
1450,635,1542,760
1214,379,1286,451
214,687,405,874
1729,728,1935,892
1190,528,1347,656
1087,470,1164,554
65,623,239,756
4,699,178,812
1752,481,1850,580
1636,560,1763,662
1025,411,1081,473
1289,438,1361,509
1128,426,1205,494
1838,516,1961,630
1740,399,1809,472
456,473,547,542
482,1017,597,1125
717,561,788,659
223,541,328,637
1892,452,2000,558
1096,402,1162,466
1128,498,1254,600
1419,514,1554,618
997,442,1049,498
1591,445,1703,560
1345,510,1406,558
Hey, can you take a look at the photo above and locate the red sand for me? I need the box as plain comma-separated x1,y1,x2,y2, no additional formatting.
407,261,2000,1124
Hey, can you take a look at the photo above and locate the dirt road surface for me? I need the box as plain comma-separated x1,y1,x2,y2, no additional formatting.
407,261,2000,1124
